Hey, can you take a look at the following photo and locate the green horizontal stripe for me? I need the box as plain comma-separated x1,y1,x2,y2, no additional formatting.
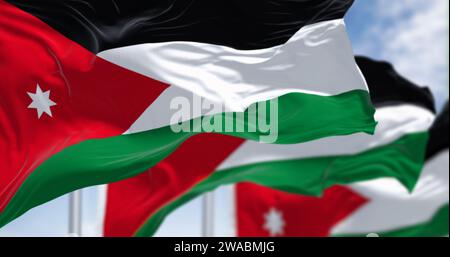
134,132,429,237
334,204,449,237
0,90,375,228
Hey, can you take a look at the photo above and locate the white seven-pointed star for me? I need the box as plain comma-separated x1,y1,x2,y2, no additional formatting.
27,84,57,118
263,207,285,236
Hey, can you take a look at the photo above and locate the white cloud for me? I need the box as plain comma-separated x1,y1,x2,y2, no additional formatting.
353,0,449,108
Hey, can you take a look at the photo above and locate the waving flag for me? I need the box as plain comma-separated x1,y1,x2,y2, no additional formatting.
101,57,435,236
0,0,375,229
332,104,448,237
230,103,448,237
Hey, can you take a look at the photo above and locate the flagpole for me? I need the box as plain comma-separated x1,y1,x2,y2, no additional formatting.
68,190,82,237
202,192,215,237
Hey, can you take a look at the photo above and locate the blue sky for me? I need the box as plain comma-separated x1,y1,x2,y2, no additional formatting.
0,0,448,236
346,0,449,109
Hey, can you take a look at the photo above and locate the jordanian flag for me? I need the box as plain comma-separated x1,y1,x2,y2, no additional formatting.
217,103,448,237
100,57,436,237
0,1,375,228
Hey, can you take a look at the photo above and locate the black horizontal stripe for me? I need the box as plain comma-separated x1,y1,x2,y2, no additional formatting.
426,102,449,160
356,56,445,161
356,56,436,113
7,0,353,53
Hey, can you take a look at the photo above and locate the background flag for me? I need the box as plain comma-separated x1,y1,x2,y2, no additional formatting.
236,103,448,237
333,105,448,237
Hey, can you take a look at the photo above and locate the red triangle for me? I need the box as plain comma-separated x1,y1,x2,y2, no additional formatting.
0,2,168,211
237,183,368,237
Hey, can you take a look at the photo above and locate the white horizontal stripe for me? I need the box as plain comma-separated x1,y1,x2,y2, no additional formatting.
98,19,368,132
332,150,449,234
217,105,435,170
